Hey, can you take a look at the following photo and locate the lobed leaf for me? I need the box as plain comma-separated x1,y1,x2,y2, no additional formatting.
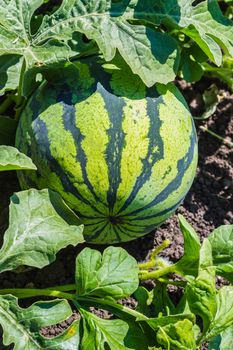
75,246,139,300
0,145,37,171
130,0,233,66
0,295,72,350
0,189,84,272
34,0,179,86
0,0,232,92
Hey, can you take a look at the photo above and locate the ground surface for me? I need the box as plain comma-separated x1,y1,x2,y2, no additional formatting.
0,78,232,349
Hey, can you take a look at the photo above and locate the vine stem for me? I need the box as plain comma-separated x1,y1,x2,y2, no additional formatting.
139,265,175,280
200,126,233,148
0,286,148,321
75,296,149,320
0,284,76,300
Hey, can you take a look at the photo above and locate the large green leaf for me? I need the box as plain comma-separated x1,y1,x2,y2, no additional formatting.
0,189,84,272
75,246,139,299
0,295,72,350
0,0,75,95
130,0,233,66
0,0,232,93
208,225,233,283
34,0,179,87
80,308,148,350
0,145,37,171
0,0,180,92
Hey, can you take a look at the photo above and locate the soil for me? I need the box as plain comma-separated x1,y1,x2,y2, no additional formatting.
0,77,232,349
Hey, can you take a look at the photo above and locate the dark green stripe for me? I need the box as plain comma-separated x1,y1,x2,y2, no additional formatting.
83,219,107,226
129,197,184,221
113,225,141,239
122,127,196,217
107,224,121,242
60,93,108,209
98,84,126,214
117,96,164,215
86,221,109,241
33,117,104,216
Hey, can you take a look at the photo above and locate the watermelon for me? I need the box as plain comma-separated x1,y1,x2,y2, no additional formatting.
15,56,198,244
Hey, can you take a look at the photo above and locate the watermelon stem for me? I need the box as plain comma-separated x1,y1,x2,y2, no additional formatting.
0,287,75,300
139,264,175,281
138,239,170,271
200,125,233,148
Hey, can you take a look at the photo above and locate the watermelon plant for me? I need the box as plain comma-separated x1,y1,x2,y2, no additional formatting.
0,0,233,349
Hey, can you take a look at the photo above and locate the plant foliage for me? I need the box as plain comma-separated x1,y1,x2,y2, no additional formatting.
0,1,232,349
0,0,232,98
0,216,231,349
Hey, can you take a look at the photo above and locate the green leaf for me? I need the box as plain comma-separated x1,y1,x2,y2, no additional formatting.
34,0,179,87
80,308,148,350
152,283,176,317
134,286,153,317
0,55,24,95
132,0,233,66
0,295,72,350
186,239,216,333
139,314,195,331
75,246,139,299
0,0,76,96
0,116,17,146
208,326,233,350
207,286,233,340
0,145,37,171
156,319,196,350
195,84,219,120
203,55,233,91
208,225,233,282
0,189,84,272
0,0,180,90
173,215,201,277
41,320,81,349
180,50,204,82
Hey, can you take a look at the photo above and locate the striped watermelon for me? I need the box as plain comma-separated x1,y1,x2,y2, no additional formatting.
15,56,198,244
